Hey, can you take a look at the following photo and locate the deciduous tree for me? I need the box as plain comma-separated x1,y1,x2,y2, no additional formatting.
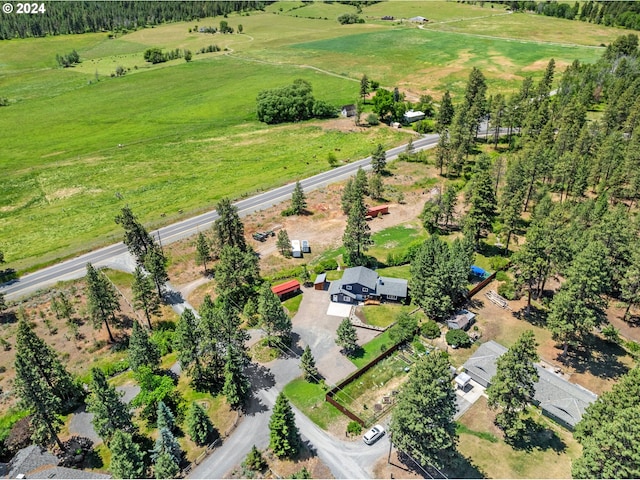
390,352,457,469
269,392,300,459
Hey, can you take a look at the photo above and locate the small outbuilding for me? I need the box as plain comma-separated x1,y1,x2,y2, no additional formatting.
455,372,471,390
448,309,476,331
408,15,428,23
301,240,310,253
403,109,426,123
314,273,327,290
341,104,357,117
366,205,389,217
291,240,302,258
271,280,301,300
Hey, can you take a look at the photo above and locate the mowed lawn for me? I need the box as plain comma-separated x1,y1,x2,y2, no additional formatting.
457,397,581,478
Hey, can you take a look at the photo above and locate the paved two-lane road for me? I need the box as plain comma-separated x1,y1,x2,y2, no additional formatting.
1,134,440,301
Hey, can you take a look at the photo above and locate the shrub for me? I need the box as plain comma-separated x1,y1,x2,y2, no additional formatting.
337,13,364,24
626,340,640,359
445,329,471,348
346,421,362,436
495,271,509,282
601,325,620,344
497,281,516,300
490,255,510,271
421,320,440,339
243,445,267,472
312,259,338,274
366,113,379,125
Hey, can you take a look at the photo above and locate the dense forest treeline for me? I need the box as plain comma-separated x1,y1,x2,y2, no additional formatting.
484,0,640,31
0,1,270,40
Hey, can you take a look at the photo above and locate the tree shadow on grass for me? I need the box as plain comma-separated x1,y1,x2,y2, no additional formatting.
560,336,629,381
506,418,566,453
444,451,487,479
513,304,547,328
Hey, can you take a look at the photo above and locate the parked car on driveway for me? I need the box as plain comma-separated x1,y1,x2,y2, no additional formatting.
363,424,385,445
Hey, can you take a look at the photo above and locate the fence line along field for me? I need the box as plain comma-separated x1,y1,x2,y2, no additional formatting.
0,1,632,272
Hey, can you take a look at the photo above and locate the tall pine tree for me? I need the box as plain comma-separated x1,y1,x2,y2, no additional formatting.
128,321,160,373
132,266,160,329
269,392,300,459
85,263,120,343
86,367,134,442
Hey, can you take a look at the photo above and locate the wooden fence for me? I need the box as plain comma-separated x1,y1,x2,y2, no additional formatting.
467,271,497,299
325,340,405,426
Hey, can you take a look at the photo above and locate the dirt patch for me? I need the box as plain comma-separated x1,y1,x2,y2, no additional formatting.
522,58,571,72
373,450,423,479
308,116,368,133
45,187,84,203
468,280,634,396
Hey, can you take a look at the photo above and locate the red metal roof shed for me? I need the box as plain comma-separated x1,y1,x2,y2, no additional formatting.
271,280,301,298
367,205,389,217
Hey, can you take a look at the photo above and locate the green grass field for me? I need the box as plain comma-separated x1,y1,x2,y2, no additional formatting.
0,2,631,272
283,378,342,430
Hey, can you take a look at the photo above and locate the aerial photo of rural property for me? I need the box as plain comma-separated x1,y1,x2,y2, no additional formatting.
1,0,640,478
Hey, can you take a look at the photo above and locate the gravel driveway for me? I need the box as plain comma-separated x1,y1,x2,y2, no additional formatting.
293,287,379,385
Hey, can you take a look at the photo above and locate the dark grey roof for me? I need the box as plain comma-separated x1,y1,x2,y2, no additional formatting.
534,366,598,428
6,445,111,479
377,277,408,297
448,309,476,329
28,466,111,479
463,340,597,428
314,273,327,284
462,340,506,385
7,445,58,478
341,266,379,291
328,279,342,296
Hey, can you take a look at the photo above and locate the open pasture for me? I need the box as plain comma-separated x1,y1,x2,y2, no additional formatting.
0,2,632,271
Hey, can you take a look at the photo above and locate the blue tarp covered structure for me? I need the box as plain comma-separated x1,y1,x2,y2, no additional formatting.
470,265,488,278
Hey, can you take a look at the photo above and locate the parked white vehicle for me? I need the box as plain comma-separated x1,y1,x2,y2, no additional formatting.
363,424,385,445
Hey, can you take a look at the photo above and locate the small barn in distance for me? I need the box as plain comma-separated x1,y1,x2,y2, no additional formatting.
403,109,426,123
341,104,357,117
271,280,301,300
408,15,428,23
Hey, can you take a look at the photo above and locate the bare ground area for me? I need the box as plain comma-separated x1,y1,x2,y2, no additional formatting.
458,280,635,396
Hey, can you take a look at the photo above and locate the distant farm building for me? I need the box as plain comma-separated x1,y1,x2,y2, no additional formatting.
341,104,357,117
271,280,301,300
403,109,426,123
366,205,389,217
463,341,598,430
328,266,408,304
381,15,394,20
409,16,428,23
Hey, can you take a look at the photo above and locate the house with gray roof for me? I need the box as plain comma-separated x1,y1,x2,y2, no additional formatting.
328,266,408,304
462,340,598,430
2,445,111,479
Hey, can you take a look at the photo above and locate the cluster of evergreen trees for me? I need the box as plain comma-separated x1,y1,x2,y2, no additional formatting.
256,79,337,124
496,1,640,31
0,1,267,40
